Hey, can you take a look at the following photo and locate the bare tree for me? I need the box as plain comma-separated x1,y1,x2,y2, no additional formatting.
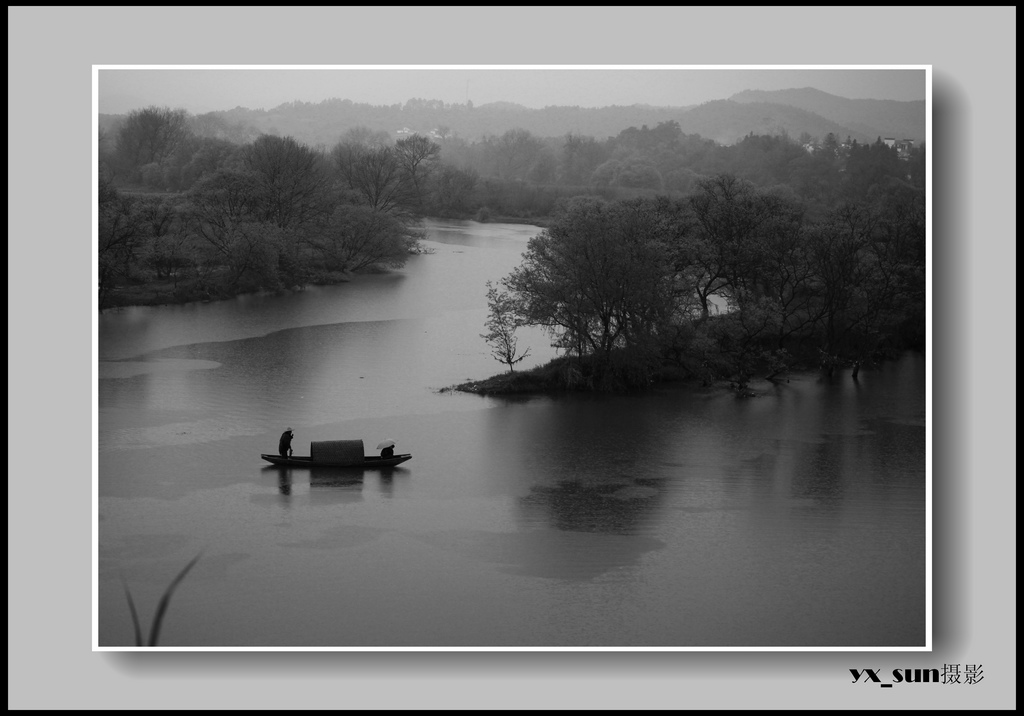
394,134,441,206
243,135,332,228
332,143,409,213
481,281,531,373
98,184,150,307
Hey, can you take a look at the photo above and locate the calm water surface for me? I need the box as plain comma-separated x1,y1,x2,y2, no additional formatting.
97,218,927,648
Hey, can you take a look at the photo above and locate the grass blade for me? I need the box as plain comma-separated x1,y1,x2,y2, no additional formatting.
146,551,203,647
120,579,144,647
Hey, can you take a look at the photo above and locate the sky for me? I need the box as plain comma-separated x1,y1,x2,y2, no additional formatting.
97,66,927,115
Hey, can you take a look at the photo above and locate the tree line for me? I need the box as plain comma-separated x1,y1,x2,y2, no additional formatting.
101,106,924,216
99,109,444,308
483,173,925,390
120,94,920,154
99,106,924,319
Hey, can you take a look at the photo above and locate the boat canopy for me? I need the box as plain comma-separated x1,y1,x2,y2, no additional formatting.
310,439,364,464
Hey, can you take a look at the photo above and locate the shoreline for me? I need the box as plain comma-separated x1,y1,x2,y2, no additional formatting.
440,357,850,399
99,215,548,311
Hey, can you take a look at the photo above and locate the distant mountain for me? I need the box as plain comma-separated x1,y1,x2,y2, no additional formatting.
729,87,925,142
96,88,925,149
674,99,872,145
211,99,693,146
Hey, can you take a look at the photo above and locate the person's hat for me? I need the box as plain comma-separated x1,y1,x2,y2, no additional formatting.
286,427,293,433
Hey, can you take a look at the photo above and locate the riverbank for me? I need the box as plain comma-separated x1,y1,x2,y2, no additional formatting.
441,349,896,399
99,271,355,310
98,215,538,311
442,356,796,398
99,246,438,310
479,213,552,228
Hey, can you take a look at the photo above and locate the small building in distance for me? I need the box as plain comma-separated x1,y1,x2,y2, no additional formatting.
896,138,916,159
395,127,446,141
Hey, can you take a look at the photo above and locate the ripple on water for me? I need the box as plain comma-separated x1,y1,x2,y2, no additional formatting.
99,358,222,379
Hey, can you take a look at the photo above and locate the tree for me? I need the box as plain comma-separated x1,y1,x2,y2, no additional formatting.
115,106,192,183
842,140,904,203
481,281,531,373
705,290,785,388
503,195,692,387
848,184,926,363
560,132,607,186
303,204,418,273
394,134,441,207
687,174,791,318
137,194,191,283
182,167,289,290
185,168,264,246
212,221,285,292
242,135,333,228
807,203,877,362
190,112,258,144
332,143,410,213
98,184,148,303
753,221,821,348
488,128,543,180
527,147,559,185
179,137,243,189
432,164,478,215
819,132,841,161
338,126,392,148
906,143,926,190
612,121,681,154
98,128,117,183
614,159,663,190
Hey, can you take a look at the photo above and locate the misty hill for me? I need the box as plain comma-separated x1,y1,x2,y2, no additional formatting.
210,99,693,146
729,87,925,142
673,99,876,146
201,98,884,147
98,90,924,149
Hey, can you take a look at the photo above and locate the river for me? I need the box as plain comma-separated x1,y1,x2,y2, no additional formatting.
96,218,927,648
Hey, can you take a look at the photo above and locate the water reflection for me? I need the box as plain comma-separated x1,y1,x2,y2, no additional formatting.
520,477,664,535
482,392,695,540
259,465,294,487
308,471,364,505
275,468,292,496
377,472,395,499
373,466,410,499
791,436,847,506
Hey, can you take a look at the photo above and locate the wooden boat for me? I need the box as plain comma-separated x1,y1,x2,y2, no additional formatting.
261,439,411,468
261,454,411,468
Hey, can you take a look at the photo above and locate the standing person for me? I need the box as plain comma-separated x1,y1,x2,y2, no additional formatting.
279,428,294,458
